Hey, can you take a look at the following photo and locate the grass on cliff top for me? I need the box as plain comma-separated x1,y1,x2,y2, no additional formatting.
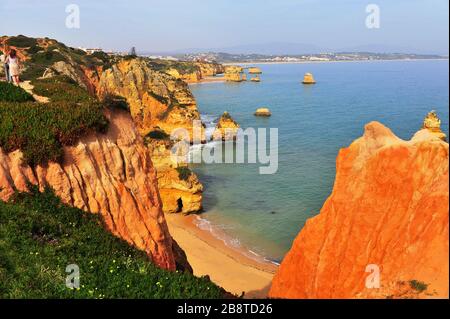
0,187,225,299
6,35,38,48
0,76,108,166
0,82,34,103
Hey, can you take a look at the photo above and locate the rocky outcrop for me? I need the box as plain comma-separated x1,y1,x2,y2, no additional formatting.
302,72,316,84
212,112,240,141
225,72,246,82
269,121,449,299
195,62,225,77
254,108,271,117
224,65,243,74
0,109,177,270
146,138,203,214
224,66,246,82
166,67,202,83
248,67,262,74
422,110,447,141
97,58,204,141
42,60,101,96
164,62,224,83
97,58,205,214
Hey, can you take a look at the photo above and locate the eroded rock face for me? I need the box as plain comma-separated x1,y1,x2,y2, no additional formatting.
98,58,203,141
269,122,449,299
164,62,224,83
195,62,225,77
212,112,240,141
0,110,176,271
97,58,205,214
147,139,203,214
166,68,202,83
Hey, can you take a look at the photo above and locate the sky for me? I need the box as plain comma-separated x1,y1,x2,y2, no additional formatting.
1,0,448,54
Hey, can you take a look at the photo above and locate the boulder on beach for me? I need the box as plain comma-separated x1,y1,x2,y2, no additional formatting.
302,72,316,84
254,108,271,117
212,112,240,141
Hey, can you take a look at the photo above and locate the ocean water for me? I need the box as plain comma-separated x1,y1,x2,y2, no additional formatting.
188,60,449,263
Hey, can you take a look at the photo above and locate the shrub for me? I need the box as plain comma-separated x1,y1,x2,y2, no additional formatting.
176,167,192,181
146,130,170,140
0,187,226,298
6,35,38,48
31,50,66,66
409,280,428,293
0,82,34,102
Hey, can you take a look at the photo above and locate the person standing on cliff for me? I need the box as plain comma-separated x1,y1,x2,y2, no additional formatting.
0,47,11,82
5,49,20,85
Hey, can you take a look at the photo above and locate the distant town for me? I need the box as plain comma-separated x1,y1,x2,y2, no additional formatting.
78,47,447,64
175,52,448,64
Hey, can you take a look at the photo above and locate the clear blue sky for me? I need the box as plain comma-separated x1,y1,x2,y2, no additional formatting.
1,0,448,54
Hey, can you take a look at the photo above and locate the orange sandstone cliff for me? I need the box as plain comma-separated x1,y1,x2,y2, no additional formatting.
97,58,205,214
0,110,177,270
269,122,449,299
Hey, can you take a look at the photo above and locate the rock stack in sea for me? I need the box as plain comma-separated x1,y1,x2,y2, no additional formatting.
224,65,246,82
248,67,262,74
302,72,316,84
254,108,271,117
212,112,240,141
422,110,447,141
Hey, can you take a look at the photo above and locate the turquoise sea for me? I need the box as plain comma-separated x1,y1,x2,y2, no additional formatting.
188,60,449,263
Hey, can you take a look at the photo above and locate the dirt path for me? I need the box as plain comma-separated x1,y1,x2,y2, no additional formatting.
19,81,49,103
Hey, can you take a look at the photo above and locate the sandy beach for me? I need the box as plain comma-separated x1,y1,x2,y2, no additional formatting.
190,76,226,84
165,213,278,298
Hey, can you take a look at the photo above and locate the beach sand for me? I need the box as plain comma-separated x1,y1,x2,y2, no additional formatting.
191,76,226,84
165,213,278,298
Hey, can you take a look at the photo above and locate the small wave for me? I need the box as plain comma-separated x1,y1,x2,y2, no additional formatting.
193,215,281,265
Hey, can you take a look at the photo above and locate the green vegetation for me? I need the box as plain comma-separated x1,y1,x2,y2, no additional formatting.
0,82,34,103
21,39,113,81
146,130,170,140
147,59,199,75
148,90,169,105
0,76,108,166
0,187,225,298
30,50,66,66
31,76,92,103
6,35,38,48
409,280,428,293
176,166,193,181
